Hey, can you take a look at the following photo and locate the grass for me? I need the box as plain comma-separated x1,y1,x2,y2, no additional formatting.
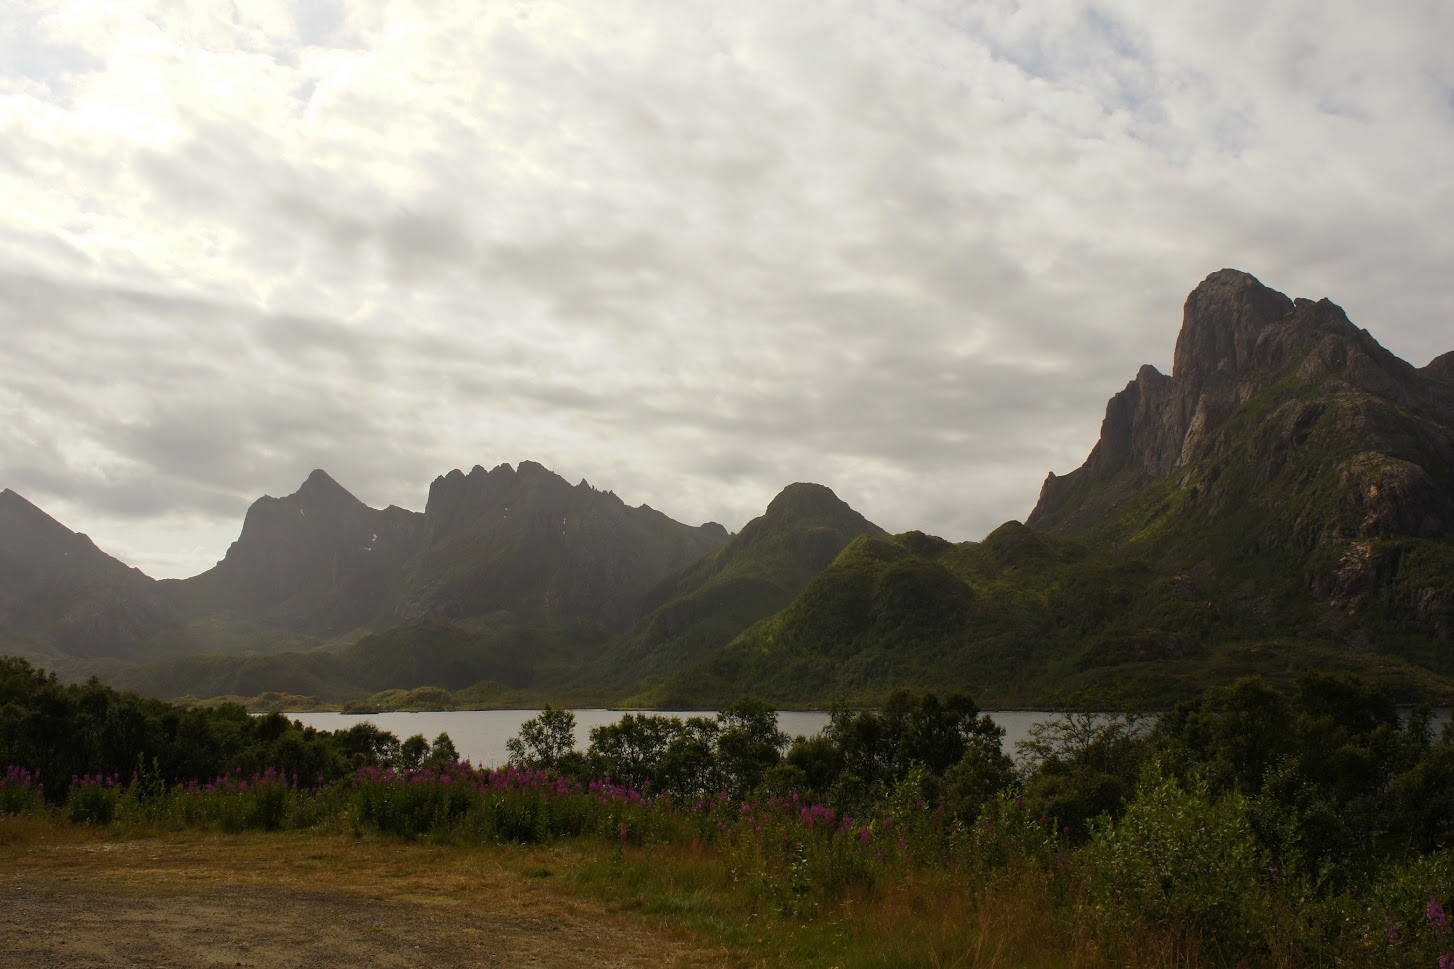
7,651,1453,969
0,817,731,969
8,762,1449,968
0,817,1195,969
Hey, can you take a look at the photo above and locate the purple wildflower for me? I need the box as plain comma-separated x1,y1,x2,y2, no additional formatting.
1429,899,1448,930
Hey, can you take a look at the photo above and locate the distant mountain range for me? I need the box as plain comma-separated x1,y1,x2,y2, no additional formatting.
5,269,1452,707
3,460,734,685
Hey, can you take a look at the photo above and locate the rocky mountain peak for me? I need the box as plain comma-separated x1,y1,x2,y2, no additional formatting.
0,489,173,659
174,472,424,635
401,459,729,630
1029,270,1454,550
1,487,61,533
0,488,105,563
295,468,360,508
1172,269,1295,386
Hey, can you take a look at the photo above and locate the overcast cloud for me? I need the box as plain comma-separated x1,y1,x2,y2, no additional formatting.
2,0,1452,578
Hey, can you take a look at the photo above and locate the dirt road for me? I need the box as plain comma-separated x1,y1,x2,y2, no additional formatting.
0,819,736,969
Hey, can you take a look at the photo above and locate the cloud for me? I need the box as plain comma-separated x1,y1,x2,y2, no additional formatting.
1,0,1451,577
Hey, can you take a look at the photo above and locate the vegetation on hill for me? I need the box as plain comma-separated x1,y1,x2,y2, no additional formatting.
638,521,1454,709
110,621,613,706
587,482,885,696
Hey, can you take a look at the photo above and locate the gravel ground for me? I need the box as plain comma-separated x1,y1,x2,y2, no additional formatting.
0,823,735,969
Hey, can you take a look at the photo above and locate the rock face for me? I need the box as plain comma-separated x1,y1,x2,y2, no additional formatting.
396,461,730,631
5,462,735,667
1028,268,1454,625
168,470,425,636
0,489,178,659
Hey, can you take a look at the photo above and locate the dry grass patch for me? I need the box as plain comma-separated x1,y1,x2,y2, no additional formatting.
0,818,737,969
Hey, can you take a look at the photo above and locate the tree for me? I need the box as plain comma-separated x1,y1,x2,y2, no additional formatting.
715,697,787,796
655,717,721,798
400,734,429,771
506,706,578,773
1019,697,1151,837
428,732,459,767
587,714,681,790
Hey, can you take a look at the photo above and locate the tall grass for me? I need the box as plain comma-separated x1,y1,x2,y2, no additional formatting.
3,760,1449,968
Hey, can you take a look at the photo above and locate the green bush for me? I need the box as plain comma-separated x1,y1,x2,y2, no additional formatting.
66,776,125,826
1084,762,1266,959
0,766,44,815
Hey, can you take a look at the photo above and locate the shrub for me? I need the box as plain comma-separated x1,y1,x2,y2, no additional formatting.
66,774,125,825
1084,761,1266,959
0,765,44,815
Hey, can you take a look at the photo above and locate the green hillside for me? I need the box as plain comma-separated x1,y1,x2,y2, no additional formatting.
641,523,1453,709
585,482,885,696
112,620,612,705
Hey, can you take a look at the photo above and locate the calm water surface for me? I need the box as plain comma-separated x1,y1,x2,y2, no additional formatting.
281,706,1453,769
282,708,1062,768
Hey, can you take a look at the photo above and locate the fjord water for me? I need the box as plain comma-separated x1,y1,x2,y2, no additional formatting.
282,709,1062,768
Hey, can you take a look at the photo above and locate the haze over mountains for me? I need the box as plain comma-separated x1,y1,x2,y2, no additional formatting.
4,270,1452,707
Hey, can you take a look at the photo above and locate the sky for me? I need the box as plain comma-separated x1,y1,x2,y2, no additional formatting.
2,0,1452,579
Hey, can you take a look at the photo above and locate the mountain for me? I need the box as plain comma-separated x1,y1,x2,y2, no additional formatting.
164,469,424,637
3,462,730,694
396,461,729,631
636,523,1187,708
0,489,179,663
1029,269,1454,544
650,271,1454,707
12,271,1453,707
600,482,885,700
1027,269,1454,645
120,479,875,706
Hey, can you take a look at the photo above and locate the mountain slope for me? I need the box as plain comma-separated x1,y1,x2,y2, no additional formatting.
4,462,732,698
1026,269,1454,654
1029,269,1454,545
111,620,609,703
600,482,885,698
164,469,424,637
0,489,179,664
397,461,729,631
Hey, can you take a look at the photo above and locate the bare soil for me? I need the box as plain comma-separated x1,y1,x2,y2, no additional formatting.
0,818,736,969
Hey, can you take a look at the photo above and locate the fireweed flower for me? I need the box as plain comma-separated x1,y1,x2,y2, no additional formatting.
1429,900,1449,930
